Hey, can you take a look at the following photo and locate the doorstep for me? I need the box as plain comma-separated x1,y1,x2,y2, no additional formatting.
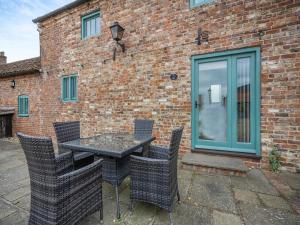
181,152,249,177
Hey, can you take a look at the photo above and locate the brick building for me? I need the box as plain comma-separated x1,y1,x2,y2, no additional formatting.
0,0,299,172
0,55,41,137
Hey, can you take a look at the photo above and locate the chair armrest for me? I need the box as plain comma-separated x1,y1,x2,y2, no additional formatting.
57,143,71,154
55,152,74,175
58,159,103,191
148,145,169,160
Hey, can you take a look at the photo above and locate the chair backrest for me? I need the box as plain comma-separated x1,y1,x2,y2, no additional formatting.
169,126,184,157
17,132,57,180
53,121,80,143
134,119,154,139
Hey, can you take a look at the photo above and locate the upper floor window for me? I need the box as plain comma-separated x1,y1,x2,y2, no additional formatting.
190,0,212,8
18,95,29,117
82,11,101,39
61,75,78,102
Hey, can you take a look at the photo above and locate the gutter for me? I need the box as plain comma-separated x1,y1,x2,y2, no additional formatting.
33,0,91,23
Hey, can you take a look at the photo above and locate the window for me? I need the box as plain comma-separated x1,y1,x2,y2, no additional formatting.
190,0,213,8
82,11,101,39
61,75,78,102
18,95,29,117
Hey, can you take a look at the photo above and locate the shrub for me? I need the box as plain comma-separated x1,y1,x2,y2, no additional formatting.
269,146,281,172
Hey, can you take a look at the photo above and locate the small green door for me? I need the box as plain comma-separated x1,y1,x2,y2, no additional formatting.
191,48,260,155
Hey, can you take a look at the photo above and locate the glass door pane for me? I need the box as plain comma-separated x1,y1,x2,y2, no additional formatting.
236,57,251,143
198,60,228,144
232,53,256,150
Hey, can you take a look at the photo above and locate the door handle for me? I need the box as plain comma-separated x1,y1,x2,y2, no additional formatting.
195,101,198,108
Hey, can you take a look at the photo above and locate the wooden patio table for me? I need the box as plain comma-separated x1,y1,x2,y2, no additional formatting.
59,133,156,219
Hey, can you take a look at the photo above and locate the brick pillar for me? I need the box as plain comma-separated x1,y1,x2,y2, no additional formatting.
0,52,7,65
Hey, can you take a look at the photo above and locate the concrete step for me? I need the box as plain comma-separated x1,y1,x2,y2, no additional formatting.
181,152,249,177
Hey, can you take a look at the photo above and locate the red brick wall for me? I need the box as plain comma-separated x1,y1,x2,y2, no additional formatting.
8,0,299,171
0,73,42,136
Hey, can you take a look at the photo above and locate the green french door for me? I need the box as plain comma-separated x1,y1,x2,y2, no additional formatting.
191,48,260,155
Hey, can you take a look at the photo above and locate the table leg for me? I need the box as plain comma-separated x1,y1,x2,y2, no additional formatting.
116,186,120,219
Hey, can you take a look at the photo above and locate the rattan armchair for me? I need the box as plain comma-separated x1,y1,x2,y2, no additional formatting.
53,121,94,169
133,119,154,156
130,127,184,225
17,132,103,225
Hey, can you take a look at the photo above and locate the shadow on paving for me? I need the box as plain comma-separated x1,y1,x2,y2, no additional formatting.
0,139,300,225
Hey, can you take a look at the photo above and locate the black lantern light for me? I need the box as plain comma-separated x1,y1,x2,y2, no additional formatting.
10,79,15,89
109,22,125,60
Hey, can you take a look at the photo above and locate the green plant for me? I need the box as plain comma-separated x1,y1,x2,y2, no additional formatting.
269,146,281,172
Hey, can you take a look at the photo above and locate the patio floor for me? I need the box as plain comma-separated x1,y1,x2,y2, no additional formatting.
0,139,299,225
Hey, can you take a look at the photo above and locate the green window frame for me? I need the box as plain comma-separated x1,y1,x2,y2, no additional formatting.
190,0,213,8
61,74,78,102
18,95,29,117
81,11,101,39
191,47,261,155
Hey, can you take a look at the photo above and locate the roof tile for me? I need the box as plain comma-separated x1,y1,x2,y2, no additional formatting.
0,57,41,77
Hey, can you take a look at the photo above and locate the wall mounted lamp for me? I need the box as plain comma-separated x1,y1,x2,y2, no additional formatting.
10,80,16,89
110,22,125,60
195,28,209,45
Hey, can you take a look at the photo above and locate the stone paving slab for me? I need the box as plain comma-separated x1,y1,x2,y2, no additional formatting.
258,193,293,212
239,202,300,225
0,198,18,220
0,209,29,225
233,188,261,205
189,174,237,213
13,194,30,211
0,150,21,162
0,159,24,171
231,169,279,196
153,204,211,225
177,169,193,201
192,173,231,187
3,186,31,202
280,172,300,191
264,170,300,215
0,165,29,183
0,142,21,151
212,210,243,225
124,202,157,225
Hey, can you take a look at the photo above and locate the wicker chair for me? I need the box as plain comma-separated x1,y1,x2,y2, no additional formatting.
17,132,103,225
133,119,154,156
53,121,94,169
130,127,184,225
